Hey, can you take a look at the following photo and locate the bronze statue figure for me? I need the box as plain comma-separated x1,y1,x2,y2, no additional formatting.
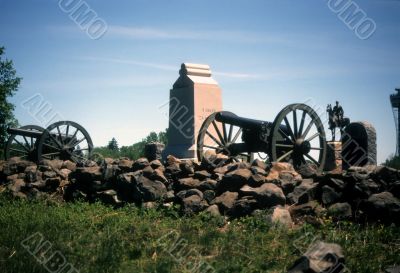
327,101,350,141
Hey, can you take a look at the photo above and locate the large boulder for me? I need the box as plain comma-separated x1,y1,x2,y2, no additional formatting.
133,175,167,202
174,178,202,191
288,179,319,205
228,196,258,217
240,183,285,208
288,241,345,273
212,191,239,213
217,168,252,192
182,195,208,214
361,192,400,224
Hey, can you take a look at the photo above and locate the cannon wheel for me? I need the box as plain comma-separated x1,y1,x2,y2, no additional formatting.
5,125,45,161
270,103,327,171
36,121,93,163
197,111,252,163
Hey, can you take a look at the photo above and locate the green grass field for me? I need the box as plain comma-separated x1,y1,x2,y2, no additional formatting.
0,195,399,273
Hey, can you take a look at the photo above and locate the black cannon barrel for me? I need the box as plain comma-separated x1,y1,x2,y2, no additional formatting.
215,111,273,130
7,127,43,138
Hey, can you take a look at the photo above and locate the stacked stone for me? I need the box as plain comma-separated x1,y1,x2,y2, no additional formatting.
0,156,399,226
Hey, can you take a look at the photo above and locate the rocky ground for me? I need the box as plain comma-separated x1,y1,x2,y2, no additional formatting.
1,155,400,272
1,155,399,227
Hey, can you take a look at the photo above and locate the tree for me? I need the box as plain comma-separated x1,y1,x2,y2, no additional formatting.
107,137,119,151
0,47,21,159
384,154,400,170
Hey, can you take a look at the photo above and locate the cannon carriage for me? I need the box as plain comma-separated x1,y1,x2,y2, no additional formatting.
197,103,327,171
5,121,93,163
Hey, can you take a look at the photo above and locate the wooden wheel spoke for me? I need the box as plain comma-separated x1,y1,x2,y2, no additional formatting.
48,133,63,148
231,128,242,143
293,110,298,138
310,147,323,151
70,137,86,148
222,123,228,143
305,153,320,166
283,117,296,141
206,131,223,147
298,110,307,137
56,126,63,145
227,125,233,142
43,142,61,151
212,121,225,145
22,136,30,148
203,145,218,150
10,148,28,154
14,138,30,152
306,132,320,142
42,152,61,157
277,150,294,162
275,144,294,149
65,125,70,139
301,120,314,139
278,127,294,143
67,129,79,146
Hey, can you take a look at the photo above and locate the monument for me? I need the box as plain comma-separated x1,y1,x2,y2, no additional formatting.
341,121,377,170
163,63,223,159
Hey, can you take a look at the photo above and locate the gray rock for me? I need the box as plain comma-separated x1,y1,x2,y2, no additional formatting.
228,196,258,217
118,158,134,172
289,201,326,219
362,192,400,224
7,179,26,193
288,179,319,205
203,190,216,203
74,166,103,183
288,241,345,273
96,190,122,206
206,204,221,217
198,179,218,191
144,142,165,161
182,195,208,214
321,185,341,206
149,159,164,170
250,166,268,176
327,202,352,220
251,159,268,170
133,175,167,202
212,191,239,213
218,168,252,192
267,206,293,228
240,183,286,208
175,178,202,191
132,158,150,171
194,170,212,180
248,174,266,187
176,189,203,200
389,181,400,199
385,265,400,273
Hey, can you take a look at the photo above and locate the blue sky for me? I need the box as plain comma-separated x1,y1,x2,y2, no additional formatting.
0,0,399,163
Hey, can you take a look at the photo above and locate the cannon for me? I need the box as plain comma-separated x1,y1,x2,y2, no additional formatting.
5,121,93,163
197,103,327,171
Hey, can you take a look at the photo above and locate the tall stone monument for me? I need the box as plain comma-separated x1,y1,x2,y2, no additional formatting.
341,121,377,170
163,63,223,159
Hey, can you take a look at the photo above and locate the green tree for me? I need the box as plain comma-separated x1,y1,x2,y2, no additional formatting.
0,47,21,159
383,154,400,170
107,137,119,151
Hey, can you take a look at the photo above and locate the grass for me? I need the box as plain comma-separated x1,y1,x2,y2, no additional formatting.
0,194,399,273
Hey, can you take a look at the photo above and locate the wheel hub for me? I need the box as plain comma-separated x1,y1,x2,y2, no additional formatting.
295,138,311,154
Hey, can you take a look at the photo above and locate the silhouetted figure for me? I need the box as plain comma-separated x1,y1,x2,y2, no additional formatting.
327,101,350,141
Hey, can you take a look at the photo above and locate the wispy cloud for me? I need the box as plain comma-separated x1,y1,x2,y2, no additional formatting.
81,56,261,79
105,25,291,45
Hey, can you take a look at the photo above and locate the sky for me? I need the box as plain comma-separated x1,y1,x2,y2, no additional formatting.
0,0,399,163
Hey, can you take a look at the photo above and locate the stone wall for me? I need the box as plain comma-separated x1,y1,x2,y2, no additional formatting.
0,156,399,226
